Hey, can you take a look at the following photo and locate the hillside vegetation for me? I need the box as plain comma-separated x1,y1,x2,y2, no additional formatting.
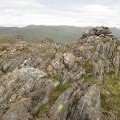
0,25,120,42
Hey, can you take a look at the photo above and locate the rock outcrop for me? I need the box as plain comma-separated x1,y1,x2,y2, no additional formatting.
0,67,59,120
0,26,120,120
81,26,112,38
47,83,101,120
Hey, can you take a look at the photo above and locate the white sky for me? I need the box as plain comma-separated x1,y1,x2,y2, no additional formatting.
0,0,120,27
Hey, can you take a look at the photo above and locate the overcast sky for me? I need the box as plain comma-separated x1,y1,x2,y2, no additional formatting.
0,0,120,27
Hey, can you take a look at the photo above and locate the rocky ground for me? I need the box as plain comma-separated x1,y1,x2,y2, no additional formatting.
0,26,120,120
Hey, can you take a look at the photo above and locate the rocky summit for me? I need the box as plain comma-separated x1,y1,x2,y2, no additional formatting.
0,26,120,120
81,26,112,38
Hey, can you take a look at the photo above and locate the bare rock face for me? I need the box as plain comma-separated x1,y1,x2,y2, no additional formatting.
63,52,76,69
46,27,120,85
43,82,101,120
0,67,59,120
2,99,33,120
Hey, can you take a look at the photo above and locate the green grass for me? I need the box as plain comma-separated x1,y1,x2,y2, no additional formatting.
82,69,120,118
83,76,99,84
100,71,120,118
37,82,72,117
38,71,120,118
83,60,93,74
50,74,62,83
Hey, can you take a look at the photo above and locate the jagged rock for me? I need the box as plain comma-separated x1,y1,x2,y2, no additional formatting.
0,67,59,120
63,52,76,69
82,26,112,38
2,99,33,120
51,54,63,68
46,82,101,120
12,67,47,80
0,26,120,120
113,52,120,77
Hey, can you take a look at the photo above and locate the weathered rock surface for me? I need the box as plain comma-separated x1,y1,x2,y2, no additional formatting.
47,83,101,120
0,26,120,120
82,26,112,38
0,67,59,120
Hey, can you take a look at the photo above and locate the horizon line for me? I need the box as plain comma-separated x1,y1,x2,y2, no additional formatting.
0,25,119,28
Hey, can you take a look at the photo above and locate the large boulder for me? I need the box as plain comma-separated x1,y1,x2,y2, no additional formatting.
63,52,76,69
0,67,59,120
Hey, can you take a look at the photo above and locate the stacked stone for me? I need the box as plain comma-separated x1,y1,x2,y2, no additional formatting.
82,26,112,38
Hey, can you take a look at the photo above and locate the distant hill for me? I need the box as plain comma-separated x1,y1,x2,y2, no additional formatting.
0,25,119,42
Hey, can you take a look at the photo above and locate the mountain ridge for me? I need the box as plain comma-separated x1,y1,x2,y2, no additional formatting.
0,25,119,42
